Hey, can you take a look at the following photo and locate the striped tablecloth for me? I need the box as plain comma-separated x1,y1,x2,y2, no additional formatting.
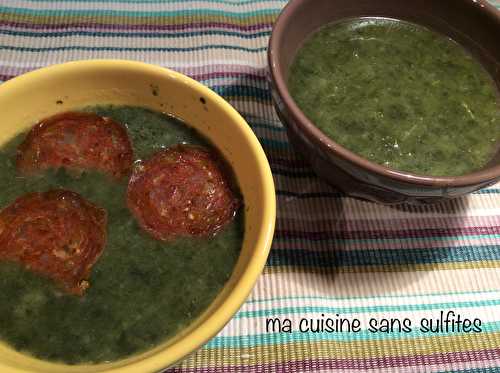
1,1,500,372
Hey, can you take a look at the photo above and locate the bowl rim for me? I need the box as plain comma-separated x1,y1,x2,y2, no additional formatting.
268,0,500,187
0,59,276,373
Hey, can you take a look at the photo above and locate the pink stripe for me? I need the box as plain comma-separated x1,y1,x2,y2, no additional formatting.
275,215,500,251
271,236,500,251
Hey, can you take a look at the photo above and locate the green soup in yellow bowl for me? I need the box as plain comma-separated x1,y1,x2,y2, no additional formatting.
0,60,276,373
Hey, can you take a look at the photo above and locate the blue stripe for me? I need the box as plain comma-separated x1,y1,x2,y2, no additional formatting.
204,321,500,348
267,245,500,268
475,188,500,194
0,6,280,17
235,299,500,319
196,79,269,90
0,29,272,39
0,45,268,52
211,85,271,99
439,368,500,373
258,138,289,150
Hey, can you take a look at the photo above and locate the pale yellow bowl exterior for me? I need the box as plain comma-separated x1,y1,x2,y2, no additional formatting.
0,60,276,373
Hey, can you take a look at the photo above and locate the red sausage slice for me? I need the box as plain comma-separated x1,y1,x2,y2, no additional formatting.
127,145,240,241
17,112,133,178
0,190,107,295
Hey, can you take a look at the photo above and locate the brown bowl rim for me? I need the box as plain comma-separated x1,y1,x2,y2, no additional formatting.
268,0,500,187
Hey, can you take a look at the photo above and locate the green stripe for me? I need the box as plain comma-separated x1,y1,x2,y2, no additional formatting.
234,299,500,319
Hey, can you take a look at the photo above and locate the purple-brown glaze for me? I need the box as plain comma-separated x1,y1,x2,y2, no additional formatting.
268,0,500,204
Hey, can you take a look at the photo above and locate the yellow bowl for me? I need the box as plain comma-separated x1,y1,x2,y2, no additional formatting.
0,60,276,372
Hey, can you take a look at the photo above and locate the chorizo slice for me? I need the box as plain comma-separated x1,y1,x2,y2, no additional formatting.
17,112,133,178
127,145,240,241
0,190,107,295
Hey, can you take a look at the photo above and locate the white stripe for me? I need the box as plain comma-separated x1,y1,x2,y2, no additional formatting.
240,290,500,310
0,33,269,49
218,307,500,337
271,204,500,222
252,268,500,299
0,50,268,66
269,187,500,221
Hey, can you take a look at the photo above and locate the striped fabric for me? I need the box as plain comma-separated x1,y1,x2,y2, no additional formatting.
1,1,500,372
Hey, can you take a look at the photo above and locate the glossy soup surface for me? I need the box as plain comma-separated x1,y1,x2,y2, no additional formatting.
288,18,500,176
0,106,243,364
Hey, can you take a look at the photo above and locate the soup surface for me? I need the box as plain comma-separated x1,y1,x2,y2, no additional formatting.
0,106,243,364
288,18,500,176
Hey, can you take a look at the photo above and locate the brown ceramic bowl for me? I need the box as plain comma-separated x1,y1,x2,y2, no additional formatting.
268,0,500,204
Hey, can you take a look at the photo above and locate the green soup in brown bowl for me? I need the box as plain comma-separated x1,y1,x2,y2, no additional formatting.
268,0,500,204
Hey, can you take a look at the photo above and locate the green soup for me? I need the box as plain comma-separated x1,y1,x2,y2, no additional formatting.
288,18,500,176
0,106,243,364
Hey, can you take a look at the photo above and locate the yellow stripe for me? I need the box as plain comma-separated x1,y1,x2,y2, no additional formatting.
0,13,277,26
179,332,500,367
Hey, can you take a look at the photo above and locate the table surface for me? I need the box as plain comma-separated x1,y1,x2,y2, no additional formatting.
1,1,500,372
